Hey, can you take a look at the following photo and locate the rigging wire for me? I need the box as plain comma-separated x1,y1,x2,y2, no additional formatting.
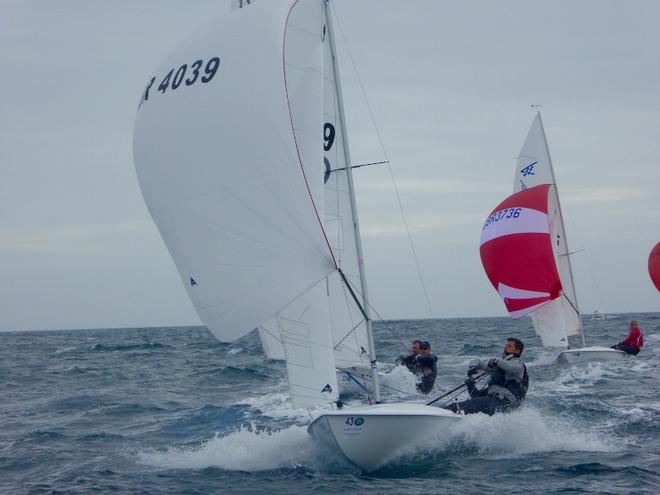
330,3,435,319
341,270,410,354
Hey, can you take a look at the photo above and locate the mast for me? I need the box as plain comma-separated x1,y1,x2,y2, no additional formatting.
536,111,586,347
324,1,381,403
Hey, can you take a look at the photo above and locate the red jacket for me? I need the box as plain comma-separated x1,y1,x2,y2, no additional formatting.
621,326,644,348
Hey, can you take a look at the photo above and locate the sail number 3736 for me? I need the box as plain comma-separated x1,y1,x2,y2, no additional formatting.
483,208,522,229
138,57,220,108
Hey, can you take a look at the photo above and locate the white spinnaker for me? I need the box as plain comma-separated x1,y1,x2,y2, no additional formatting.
514,114,582,347
133,0,335,346
257,5,370,371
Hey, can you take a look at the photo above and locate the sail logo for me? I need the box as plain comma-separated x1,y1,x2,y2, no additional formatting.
321,384,333,394
520,161,538,177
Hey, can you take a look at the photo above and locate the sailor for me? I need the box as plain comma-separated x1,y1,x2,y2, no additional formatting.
612,320,644,355
445,337,528,416
415,341,437,394
397,339,421,373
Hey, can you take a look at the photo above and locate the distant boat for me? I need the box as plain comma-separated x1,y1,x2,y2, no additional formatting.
591,310,606,321
479,112,626,365
133,0,460,473
649,242,660,292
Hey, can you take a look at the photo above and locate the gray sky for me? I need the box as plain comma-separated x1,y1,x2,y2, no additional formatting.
1,0,658,331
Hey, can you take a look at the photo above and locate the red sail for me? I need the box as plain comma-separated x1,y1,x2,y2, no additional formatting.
480,184,562,318
649,242,660,292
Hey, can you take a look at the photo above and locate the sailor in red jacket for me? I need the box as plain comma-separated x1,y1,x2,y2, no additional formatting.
613,320,644,355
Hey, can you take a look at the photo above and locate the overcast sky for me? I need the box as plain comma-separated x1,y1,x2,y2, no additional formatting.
1,0,658,331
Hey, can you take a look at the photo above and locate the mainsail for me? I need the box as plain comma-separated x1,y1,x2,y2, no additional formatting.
258,1,371,372
512,113,583,347
133,0,340,408
480,185,569,347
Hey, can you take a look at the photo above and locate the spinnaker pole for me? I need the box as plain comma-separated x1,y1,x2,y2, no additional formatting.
324,1,381,403
537,111,585,347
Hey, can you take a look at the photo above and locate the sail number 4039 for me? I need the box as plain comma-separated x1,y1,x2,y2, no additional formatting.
138,57,220,108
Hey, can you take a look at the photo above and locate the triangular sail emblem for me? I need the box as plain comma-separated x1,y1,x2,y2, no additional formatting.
321,384,333,394
190,277,197,286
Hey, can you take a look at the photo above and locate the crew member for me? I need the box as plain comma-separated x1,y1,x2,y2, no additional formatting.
612,320,644,355
397,340,421,373
415,341,437,394
445,337,528,416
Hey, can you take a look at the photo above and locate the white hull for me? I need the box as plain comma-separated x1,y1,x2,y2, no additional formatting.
308,403,461,472
556,346,628,364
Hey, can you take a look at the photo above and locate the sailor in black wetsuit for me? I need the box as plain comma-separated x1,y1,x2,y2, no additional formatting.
415,341,437,394
445,337,528,416
396,340,421,373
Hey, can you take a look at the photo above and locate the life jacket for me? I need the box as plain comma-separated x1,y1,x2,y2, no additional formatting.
488,359,528,402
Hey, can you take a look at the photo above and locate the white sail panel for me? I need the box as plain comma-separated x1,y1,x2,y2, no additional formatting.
547,186,581,337
256,3,370,371
133,0,333,342
528,299,570,347
514,115,581,347
277,1,338,408
270,281,338,408
231,0,255,10
514,115,555,192
257,324,285,360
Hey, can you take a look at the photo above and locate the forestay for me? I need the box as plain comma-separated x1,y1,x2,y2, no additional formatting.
513,114,582,346
133,0,338,407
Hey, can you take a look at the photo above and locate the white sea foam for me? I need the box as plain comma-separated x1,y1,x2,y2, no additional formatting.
139,407,616,473
443,407,614,456
138,424,312,471
53,346,77,355
383,407,617,468
138,424,353,472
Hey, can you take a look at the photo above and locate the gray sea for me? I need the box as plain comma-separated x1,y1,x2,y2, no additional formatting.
1,313,659,494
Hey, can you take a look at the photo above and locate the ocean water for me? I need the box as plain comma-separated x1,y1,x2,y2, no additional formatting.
1,314,659,494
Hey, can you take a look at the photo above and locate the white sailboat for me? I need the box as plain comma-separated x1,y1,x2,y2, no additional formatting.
513,113,625,364
133,0,460,472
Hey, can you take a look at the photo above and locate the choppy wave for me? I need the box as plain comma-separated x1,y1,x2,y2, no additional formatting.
90,342,174,352
3,314,659,493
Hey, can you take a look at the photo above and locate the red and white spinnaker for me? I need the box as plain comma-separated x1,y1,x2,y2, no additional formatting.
480,184,563,320
649,242,660,292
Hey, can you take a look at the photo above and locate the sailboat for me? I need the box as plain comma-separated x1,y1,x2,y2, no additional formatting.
480,113,625,364
133,0,460,472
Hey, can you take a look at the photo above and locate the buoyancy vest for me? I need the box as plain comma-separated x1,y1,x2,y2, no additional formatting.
488,360,528,402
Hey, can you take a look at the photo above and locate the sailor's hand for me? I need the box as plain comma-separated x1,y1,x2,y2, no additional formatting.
487,358,498,368
467,366,478,378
